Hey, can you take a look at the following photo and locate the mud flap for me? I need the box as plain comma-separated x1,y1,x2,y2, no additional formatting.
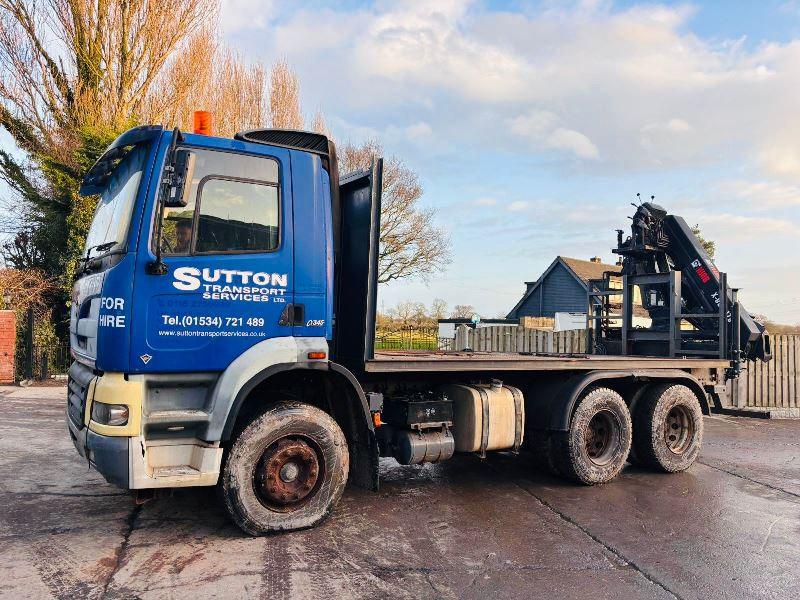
349,432,380,491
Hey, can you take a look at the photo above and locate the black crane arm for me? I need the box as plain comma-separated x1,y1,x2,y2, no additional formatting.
614,202,771,362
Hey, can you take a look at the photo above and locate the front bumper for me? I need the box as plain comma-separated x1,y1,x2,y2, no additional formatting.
67,414,129,488
66,362,138,489
66,364,222,490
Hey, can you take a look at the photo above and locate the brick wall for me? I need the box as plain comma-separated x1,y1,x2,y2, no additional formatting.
0,310,16,383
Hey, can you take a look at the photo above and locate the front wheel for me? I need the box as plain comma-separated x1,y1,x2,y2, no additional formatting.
221,401,349,535
632,384,703,473
551,387,632,485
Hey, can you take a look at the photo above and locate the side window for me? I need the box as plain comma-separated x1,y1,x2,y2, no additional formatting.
159,149,279,255
195,178,279,253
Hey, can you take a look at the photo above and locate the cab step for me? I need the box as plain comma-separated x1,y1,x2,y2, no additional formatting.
152,465,202,478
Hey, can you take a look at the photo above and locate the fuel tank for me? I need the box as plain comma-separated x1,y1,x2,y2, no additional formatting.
440,382,524,455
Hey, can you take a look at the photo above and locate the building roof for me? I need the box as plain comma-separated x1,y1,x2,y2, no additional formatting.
507,256,621,319
559,256,620,285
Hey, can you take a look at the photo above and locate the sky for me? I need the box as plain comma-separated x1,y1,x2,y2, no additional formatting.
219,0,800,321
7,1,800,323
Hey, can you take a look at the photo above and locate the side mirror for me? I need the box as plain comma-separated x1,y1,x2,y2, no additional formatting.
163,149,196,208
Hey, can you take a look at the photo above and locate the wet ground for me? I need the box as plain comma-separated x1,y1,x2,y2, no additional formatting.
1,386,798,599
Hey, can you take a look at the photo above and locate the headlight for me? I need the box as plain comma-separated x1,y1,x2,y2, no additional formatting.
91,402,129,426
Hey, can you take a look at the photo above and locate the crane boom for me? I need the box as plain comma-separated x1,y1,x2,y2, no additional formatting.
613,202,771,362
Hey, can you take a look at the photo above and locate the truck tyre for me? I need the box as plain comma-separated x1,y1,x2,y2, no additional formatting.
221,401,349,535
632,384,703,473
552,387,631,485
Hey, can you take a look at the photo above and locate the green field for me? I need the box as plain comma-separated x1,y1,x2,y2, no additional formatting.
374,329,440,350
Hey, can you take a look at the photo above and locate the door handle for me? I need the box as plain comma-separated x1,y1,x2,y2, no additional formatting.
278,304,305,326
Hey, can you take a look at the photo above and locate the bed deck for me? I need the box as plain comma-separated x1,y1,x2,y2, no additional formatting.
365,350,729,373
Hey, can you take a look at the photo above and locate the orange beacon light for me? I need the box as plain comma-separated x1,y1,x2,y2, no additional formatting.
193,111,212,135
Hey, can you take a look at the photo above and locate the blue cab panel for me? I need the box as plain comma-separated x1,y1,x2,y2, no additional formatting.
86,129,333,374
290,149,334,341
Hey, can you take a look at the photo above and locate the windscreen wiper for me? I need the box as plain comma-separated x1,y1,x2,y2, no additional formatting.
79,241,117,264
77,241,122,275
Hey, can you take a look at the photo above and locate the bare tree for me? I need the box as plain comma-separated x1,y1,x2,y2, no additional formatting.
429,298,448,321
391,300,421,326
0,267,55,311
388,300,430,327
0,266,60,348
269,58,303,130
0,0,213,145
339,140,451,284
410,302,429,328
311,109,330,138
0,0,218,285
451,305,476,319
144,28,267,137
1,1,446,302
212,48,267,134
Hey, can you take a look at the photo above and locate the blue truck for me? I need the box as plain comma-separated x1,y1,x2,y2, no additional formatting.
67,120,770,534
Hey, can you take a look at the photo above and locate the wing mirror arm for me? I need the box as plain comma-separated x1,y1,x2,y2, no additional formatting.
147,128,195,275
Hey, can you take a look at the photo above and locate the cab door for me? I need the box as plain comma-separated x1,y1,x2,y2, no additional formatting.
289,149,333,342
129,135,294,373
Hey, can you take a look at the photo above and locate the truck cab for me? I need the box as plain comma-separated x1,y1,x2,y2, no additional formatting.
68,124,378,533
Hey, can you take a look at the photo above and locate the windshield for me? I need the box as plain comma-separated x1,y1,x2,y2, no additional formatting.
83,143,149,255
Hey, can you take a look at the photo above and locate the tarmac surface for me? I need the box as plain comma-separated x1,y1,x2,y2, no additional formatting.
1,385,798,599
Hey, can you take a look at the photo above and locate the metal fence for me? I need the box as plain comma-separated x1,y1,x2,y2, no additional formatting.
732,334,799,409
374,327,452,351
15,342,71,381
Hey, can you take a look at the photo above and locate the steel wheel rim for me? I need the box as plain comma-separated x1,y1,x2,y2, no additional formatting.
254,436,324,512
584,410,621,466
663,405,694,455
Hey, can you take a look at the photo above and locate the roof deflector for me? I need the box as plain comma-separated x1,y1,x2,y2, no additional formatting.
234,129,330,155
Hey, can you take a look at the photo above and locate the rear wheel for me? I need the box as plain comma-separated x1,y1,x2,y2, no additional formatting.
221,401,349,535
632,384,703,473
551,387,631,485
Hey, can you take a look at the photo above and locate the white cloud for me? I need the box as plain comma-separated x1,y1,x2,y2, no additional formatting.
641,118,693,133
717,180,800,208
507,200,530,212
694,213,799,241
508,110,558,137
757,141,800,182
639,118,695,163
256,1,800,175
220,0,274,33
687,212,800,253
546,128,600,159
472,197,497,206
508,110,599,159
405,121,433,139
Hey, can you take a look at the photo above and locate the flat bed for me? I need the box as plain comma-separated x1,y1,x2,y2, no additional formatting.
365,351,729,373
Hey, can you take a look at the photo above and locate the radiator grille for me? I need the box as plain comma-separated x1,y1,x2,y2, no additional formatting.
67,361,95,429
